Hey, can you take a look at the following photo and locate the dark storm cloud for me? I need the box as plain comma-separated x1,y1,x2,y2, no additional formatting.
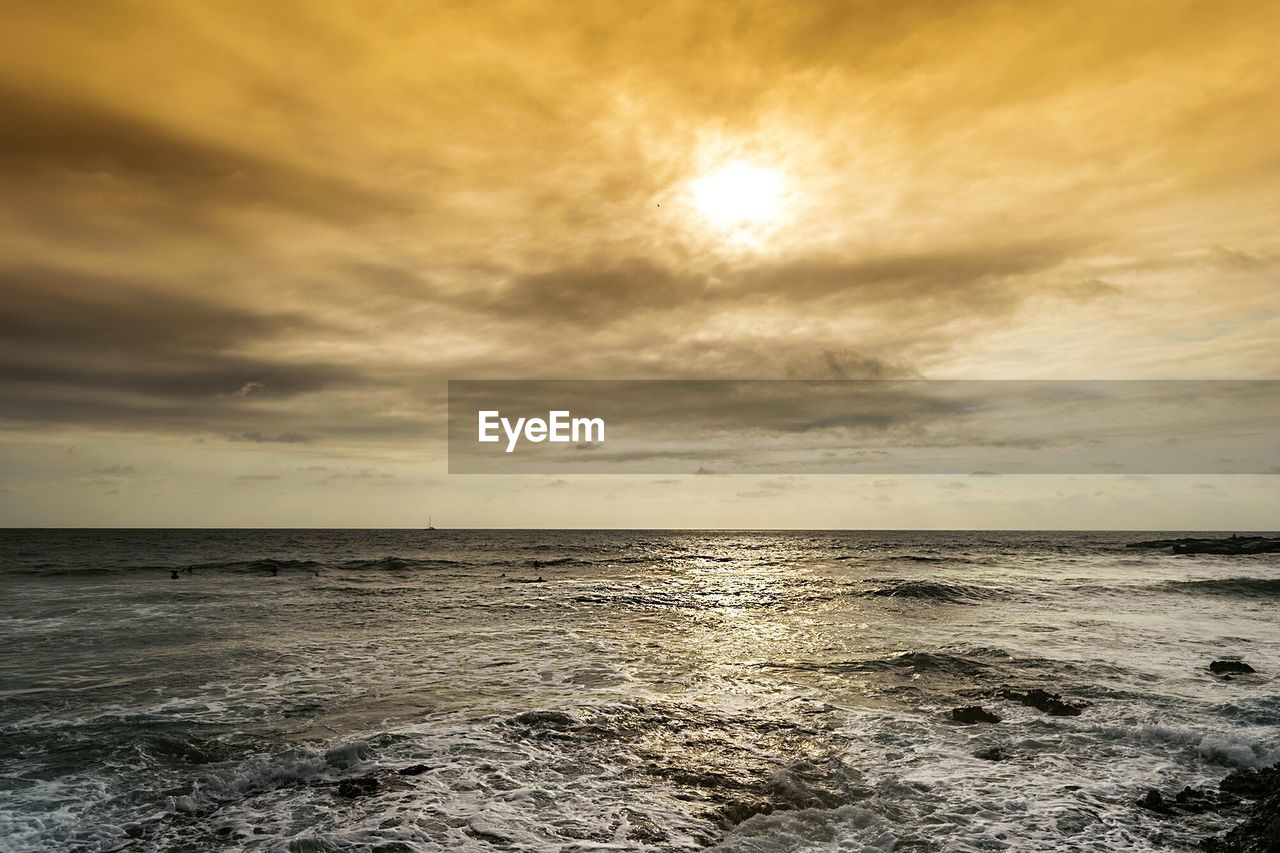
736,243,1076,308
816,350,920,380
486,259,702,325
0,265,312,357
0,264,379,433
2,357,356,403
0,84,397,223
486,240,1073,329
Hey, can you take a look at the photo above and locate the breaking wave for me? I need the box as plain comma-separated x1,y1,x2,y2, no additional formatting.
1154,577,1280,598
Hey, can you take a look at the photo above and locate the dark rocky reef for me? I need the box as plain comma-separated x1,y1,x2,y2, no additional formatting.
335,775,385,799
326,763,433,799
1137,785,1234,817
959,685,1091,717
1127,536,1280,555
1206,766,1280,853
951,705,1001,724
997,687,1088,717
1211,660,1257,675
1136,765,1280,852
397,763,432,776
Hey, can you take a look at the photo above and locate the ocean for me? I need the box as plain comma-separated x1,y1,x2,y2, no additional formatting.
1,530,1277,852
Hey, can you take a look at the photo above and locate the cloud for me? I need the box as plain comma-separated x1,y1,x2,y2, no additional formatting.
312,468,401,485
64,476,124,489
754,476,808,491
0,266,311,358
0,264,375,436
94,464,136,475
815,350,920,380
228,432,312,444
736,476,809,498
2,0,1279,524
737,243,1075,308
480,242,1072,333
1058,280,1122,302
487,259,701,326
228,382,270,398
0,83,397,224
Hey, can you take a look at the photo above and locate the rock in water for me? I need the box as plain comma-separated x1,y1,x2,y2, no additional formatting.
1135,764,1280,849
397,763,431,776
1138,788,1169,812
1173,785,1220,815
997,687,1088,716
509,709,575,728
951,706,1001,724
335,775,383,799
1126,535,1280,555
1210,660,1256,675
1204,766,1280,852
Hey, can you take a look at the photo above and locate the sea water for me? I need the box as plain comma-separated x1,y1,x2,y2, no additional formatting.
1,529,1277,851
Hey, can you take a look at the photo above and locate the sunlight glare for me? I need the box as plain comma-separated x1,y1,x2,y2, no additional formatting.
691,160,784,230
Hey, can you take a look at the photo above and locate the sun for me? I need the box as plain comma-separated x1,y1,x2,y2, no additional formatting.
690,160,784,230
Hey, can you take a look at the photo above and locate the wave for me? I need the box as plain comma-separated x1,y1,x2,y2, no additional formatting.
852,650,997,677
1155,577,1280,598
833,553,983,567
857,579,1002,603
11,558,327,576
181,558,327,574
573,592,697,609
336,556,424,571
313,584,422,596
21,556,484,576
571,590,795,609
13,551,666,577
510,555,653,568
7,566,119,577
765,648,1011,678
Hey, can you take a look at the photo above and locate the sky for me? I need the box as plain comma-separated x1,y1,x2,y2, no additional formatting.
1,0,1278,528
